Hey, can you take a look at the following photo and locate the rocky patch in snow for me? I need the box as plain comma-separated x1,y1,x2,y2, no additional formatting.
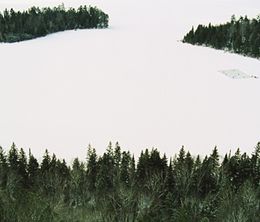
219,69,258,79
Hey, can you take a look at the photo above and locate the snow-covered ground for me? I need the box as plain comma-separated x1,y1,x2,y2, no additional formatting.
0,0,260,161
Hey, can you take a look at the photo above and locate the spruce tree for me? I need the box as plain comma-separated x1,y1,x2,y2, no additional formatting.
120,151,131,187
86,144,97,193
8,143,19,171
0,146,7,188
27,149,39,188
17,148,28,188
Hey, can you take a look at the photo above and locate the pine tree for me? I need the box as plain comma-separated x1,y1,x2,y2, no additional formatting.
17,148,28,188
114,142,121,169
165,159,175,193
191,155,202,196
173,146,189,199
27,149,39,188
41,149,51,173
0,146,7,188
129,155,136,185
95,143,116,197
177,146,186,166
251,142,260,186
120,151,131,186
136,149,150,186
40,149,51,195
86,144,97,193
114,142,122,186
8,143,19,171
227,148,242,190
198,148,220,197
209,146,219,176
185,151,194,175
70,158,87,207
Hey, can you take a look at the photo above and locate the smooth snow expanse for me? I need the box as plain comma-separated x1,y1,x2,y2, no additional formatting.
0,0,260,161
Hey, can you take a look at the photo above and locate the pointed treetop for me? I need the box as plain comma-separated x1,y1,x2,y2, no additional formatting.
177,146,186,163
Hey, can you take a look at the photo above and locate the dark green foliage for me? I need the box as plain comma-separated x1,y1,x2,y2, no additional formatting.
0,4,109,43
120,151,131,186
17,148,28,188
8,143,19,171
27,150,39,188
0,142,259,221
86,145,98,193
0,146,7,189
183,15,260,58
68,158,88,207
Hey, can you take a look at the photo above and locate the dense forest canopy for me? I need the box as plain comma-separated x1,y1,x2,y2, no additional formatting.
0,4,109,43
183,15,260,58
0,142,259,221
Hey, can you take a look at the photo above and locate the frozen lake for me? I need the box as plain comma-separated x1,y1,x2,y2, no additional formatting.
0,0,260,161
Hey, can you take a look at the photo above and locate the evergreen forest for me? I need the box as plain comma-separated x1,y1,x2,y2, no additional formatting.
0,142,259,221
183,15,260,58
0,5,109,43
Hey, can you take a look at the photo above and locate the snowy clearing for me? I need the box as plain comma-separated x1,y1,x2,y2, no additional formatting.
0,0,260,161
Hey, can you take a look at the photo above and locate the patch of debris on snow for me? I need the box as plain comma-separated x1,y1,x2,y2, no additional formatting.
219,69,258,79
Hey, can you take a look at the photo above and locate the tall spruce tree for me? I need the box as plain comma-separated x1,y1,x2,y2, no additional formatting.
86,144,97,193
8,143,19,172
0,146,7,188
27,149,39,188
17,148,28,188
120,151,131,187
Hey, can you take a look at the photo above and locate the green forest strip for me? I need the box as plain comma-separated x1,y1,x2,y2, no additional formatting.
183,15,260,58
0,5,109,43
0,142,260,221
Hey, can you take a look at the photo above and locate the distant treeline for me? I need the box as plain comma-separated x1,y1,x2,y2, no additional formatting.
183,15,260,58
0,4,109,42
0,142,260,221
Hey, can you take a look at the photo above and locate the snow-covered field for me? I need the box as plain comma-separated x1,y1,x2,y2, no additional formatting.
0,0,260,161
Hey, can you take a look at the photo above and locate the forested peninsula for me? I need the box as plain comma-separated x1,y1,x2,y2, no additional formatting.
0,5,109,43
183,15,260,58
0,142,259,221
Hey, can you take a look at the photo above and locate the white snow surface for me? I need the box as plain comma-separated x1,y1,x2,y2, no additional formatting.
0,0,260,161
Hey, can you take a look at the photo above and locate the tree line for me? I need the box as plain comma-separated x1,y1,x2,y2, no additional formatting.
0,142,259,221
0,4,109,43
183,15,260,58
